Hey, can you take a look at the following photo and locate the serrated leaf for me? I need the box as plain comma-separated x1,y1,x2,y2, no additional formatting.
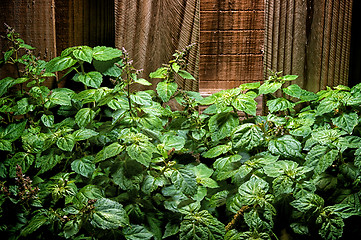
281,75,298,81
290,193,324,214
35,152,63,174
95,142,124,162
41,114,54,127
149,67,167,79
92,46,122,61
268,135,302,158
316,98,340,116
171,168,197,196
180,210,225,240
123,224,153,240
213,155,242,181
21,213,48,236
73,129,99,141
283,84,317,101
233,93,257,116
232,123,264,151
77,185,104,202
73,46,93,63
46,56,77,72
71,156,95,178
1,120,27,141
56,134,75,151
91,198,129,229
130,91,152,106
332,112,358,134
156,81,177,102
267,97,295,113
48,91,72,106
202,144,231,158
0,139,12,151
75,108,96,128
259,81,282,95
134,78,152,86
305,145,338,175
74,71,103,88
0,77,15,97
237,175,272,207
178,70,195,80
162,135,185,151
209,112,239,142
163,222,180,239
126,142,154,167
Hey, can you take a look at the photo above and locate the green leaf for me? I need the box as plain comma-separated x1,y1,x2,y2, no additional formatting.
92,46,122,61
180,210,225,240
0,139,12,151
290,193,324,215
163,222,180,239
232,123,264,151
57,134,75,151
317,214,344,240
74,71,103,88
134,78,152,86
156,81,177,102
171,168,197,196
149,67,167,79
237,175,272,207
93,58,123,77
233,93,257,116
41,114,54,127
259,81,282,95
0,77,15,97
130,91,152,106
73,129,99,141
48,91,72,106
202,144,231,158
268,135,302,158
35,152,63,174
91,198,129,229
73,46,93,63
77,185,104,202
71,156,95,178
162,135,185,151
178,70,195,80
213,155,242,181
238,81,260,90
123,224,153,240
316,98,340,116
127,142,154,167
281,75,298,81
208,112,239,142
332,112,358,134
267,98,295,113
283,84,317,101
95,142,124,162
1,120,27,141
21,213,48,236
305,146,338,175
7,152,35,177
46,56,77,72
63,219,80,239
75,108,96,128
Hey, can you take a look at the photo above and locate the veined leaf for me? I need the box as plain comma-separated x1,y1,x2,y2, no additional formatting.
180,210,225,240
290,193,324,215
123,224,153,240
130,91,152,106
126,141,154,167
75,108,96,128
71,156,95,178
171,168,197,196
259,81,282,95
332,112,358,134
268,135,302,158
149,67,167,79
73,46,93,63
202,144,231,158
237,175,272,207
156,81,177,102
162,135,186,151
56,134,75,151
41,114,54,127
48,91,72,106
92,46,122,61
46,56,77,72
74,71,103,88
233,93,257,116
232,123,264,151
209,112,239,142
267,97,295,113
21,212,48,236
73,129,99,141
91,198,129,229
305,145,338,175
178,70,195,80
316,98,340,116
1,120,27,141
95,142,124,162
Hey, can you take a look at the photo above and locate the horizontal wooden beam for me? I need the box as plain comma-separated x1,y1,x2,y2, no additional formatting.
200,30,264,55
201,11,264,30
201,0,264,11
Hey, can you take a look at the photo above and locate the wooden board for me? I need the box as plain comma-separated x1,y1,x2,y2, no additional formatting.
201,0,264,11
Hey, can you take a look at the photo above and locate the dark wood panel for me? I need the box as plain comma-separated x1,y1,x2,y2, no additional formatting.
200,30,264,55
199,55,264,81
201,0,264,11
201,11,264,30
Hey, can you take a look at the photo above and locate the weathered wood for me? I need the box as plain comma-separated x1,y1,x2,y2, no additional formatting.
0,0,57,87
264,0,353,92
200,55,264,81
115,0,200,92
201,0,264,11
201,11,264,31
200,30,264,55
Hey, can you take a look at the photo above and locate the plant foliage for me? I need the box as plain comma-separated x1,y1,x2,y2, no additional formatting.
0,26,361,239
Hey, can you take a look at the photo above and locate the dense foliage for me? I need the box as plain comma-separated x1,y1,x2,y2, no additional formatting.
1,27,361,240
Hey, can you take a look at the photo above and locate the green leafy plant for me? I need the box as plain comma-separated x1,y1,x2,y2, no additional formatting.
1,26,361,240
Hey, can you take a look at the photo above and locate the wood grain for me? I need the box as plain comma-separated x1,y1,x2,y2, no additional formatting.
201,0,264,11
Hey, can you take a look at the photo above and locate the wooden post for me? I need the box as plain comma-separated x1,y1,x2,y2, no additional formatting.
199,0,265,95
264,0,353,92
114,0,200,91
